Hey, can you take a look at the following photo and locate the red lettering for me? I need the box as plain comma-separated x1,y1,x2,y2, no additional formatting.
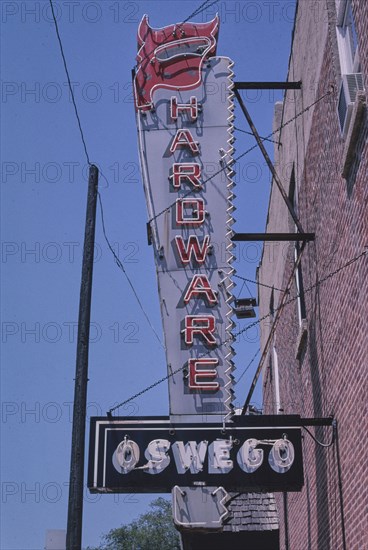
170,96,198,121
170,163,202,190
189,358,219,391
176,199,205,226
183,275,217,305
175,235,210,264
184,315,216,346
170,130,199,154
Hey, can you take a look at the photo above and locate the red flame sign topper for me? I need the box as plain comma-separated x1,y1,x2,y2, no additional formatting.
134,15,219,111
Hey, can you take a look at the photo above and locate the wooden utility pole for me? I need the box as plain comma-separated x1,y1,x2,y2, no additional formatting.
66,164,98,550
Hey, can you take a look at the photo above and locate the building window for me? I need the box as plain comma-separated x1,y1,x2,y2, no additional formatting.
336,0,360,73
335,0,365,138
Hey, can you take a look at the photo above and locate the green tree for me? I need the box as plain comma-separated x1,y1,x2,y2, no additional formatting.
88,497,181,550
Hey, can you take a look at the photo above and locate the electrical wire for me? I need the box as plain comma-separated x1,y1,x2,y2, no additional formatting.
237,349,260,384
108,248,367,414
234,273,285,293
48,0,90,166
97,188,166,351
235,126,281,145
49,6,166,351
302,422,336,448
181,0,219,24
242,246,367,413
243,279,254,298
236,279,246,299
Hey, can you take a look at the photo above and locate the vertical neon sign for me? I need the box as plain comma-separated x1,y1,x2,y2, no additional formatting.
134,15,235,419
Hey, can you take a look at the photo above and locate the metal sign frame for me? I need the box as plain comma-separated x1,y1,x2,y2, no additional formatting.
88,415,303,493
134,14,236,419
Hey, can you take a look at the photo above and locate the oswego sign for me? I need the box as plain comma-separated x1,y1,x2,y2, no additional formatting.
88,417,304,493
134,15,236,418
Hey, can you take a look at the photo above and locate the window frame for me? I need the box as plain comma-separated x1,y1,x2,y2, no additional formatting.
336,0,360,74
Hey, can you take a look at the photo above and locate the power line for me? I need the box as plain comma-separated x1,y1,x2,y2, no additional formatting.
181,0,219,24
237,349,260,384
48,0,90,166
108,248,367,414
241,246,368,412
97,185,166,351
235,126,281,145
48,6,165,350
108,283,287,414
50,0,219,167
234,273,285,293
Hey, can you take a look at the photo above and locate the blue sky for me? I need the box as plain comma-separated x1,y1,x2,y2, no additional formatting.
1,1,296,547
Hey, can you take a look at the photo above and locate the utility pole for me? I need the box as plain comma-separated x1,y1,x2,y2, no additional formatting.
66,165,98,550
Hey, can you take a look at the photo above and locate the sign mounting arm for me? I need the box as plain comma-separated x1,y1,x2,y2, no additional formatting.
234,87,305,235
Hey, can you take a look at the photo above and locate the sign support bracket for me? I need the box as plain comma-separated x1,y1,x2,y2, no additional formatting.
235,81,302,90
232,232,315,242
234,86,305,235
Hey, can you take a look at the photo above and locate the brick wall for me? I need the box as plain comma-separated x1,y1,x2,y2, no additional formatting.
258,0,368,548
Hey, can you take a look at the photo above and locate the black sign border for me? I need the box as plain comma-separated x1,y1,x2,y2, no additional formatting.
88,415,304,493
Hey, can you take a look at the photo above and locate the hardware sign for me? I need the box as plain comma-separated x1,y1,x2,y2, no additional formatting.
88,416,304,493
134,15,236,418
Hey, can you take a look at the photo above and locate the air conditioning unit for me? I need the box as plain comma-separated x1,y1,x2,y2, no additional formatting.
337,73,365,138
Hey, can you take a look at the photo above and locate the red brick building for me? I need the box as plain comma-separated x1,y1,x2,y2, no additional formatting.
257,0,367,548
